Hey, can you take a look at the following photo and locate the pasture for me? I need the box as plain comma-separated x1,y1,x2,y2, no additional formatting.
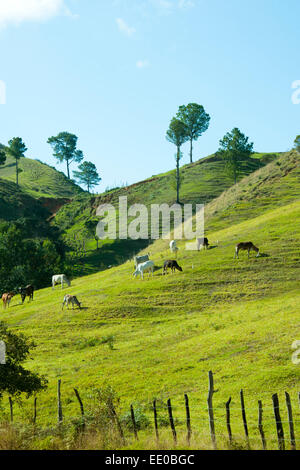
1,197,299,449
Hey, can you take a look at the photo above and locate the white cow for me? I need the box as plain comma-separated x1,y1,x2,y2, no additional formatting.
134,254,150,269
169,240,178,258
133,260,155,280
62,294,81,310
52,274,71,290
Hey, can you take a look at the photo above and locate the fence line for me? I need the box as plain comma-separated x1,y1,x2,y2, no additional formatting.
1,373,300,450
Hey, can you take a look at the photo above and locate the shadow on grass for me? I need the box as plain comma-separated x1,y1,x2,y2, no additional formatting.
71,238,152,277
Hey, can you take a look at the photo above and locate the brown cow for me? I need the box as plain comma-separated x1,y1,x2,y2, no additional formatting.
163,260,183,274
234,242,259,259
19,285,34,304
2,293,15,309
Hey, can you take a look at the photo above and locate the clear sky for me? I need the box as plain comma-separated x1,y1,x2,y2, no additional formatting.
0,0,299,193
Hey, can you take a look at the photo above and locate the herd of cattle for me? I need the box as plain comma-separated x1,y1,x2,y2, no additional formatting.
1,238,260,310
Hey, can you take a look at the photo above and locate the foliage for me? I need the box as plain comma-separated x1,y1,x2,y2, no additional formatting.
73,161,101,193
6,137,27,186
166,118,189,203
0,144,6,167
0,220,67,292
0,322,48,399
294,135,300,153
120,403,150,431
47,132,84,179
176,103,210,163
217,128,254,184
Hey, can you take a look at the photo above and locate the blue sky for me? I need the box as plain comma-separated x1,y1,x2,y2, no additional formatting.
0,0,299,193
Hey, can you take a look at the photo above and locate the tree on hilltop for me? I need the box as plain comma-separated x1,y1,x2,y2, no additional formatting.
176,103,210,163
0,144,6,167
6,137,27,186
294,135,300,153
166,117,189,203
217,128,254,184
47,132,84,179
73,161,101,193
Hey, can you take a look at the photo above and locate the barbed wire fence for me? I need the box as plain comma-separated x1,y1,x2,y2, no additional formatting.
1,370,300,450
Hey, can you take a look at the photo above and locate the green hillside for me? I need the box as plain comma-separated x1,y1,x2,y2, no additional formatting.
1,151,299,450
52,151,280,275
0,154,83,199
0,178,51,221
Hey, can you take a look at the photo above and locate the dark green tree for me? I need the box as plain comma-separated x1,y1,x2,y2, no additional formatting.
166,118,189,203
73,161,101,193
84,218,100,249
0,322,48,399
6,138,27,186
0,144,6,167
294,135,300,153
217,128,254,184
47,132,84,179
176,103,210,163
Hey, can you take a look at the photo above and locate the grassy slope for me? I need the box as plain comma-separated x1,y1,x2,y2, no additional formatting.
0,178,51,221
53,152,279,275
1,152,299,449
0,155,83,199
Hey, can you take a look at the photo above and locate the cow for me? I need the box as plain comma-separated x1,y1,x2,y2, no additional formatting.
2,292,15,309
134,254,150,269
163,260,183,274
62,295,81,310
169,240,179,258
133,260,155,280
234,242,260,259
196,237,209,251
19,285,34,304
52,274,71,290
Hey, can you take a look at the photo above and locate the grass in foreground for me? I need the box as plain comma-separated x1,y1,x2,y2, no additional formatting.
1,196,299,449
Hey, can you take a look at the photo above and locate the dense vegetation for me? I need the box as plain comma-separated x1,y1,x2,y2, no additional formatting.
0,219,68,292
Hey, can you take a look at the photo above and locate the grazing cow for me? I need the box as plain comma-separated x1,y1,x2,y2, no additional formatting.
62,295,81,310
234,242,260,259
133,260,155,280
19,285,34,304
163,260,183,274
52,274,71,290
197,237,209,251
134,254,150,269
2,292,15,309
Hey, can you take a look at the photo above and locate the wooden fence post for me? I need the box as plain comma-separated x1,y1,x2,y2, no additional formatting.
167,398,177,445
225,397,233,446
74,388,85,431
272,393,285,451
110,401,125,445
258,400,266,450
130,405,138,441
240,389,250,449
184,394,191,445
57,379,63,425
8,397,13,423
153,400,159,442
285,392,296,450
207,371,217,449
